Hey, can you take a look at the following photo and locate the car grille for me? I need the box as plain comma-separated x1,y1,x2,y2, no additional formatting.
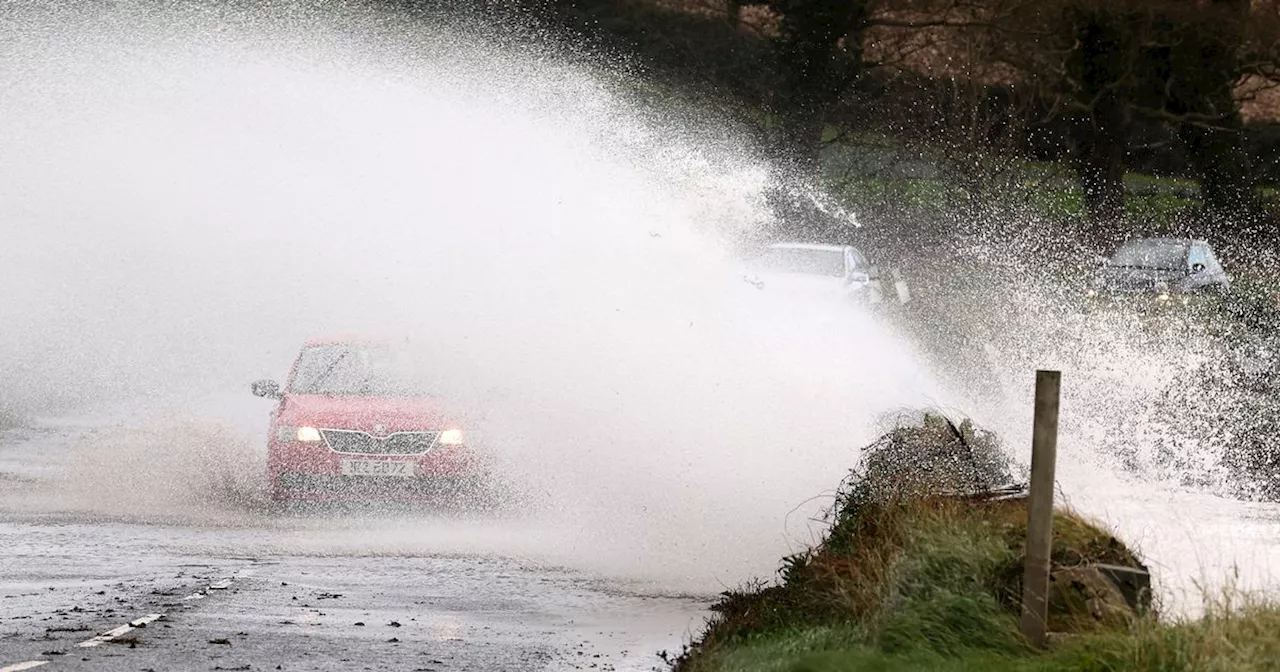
1100,272,1178,294
319,429,440,455
1111,280,1161,293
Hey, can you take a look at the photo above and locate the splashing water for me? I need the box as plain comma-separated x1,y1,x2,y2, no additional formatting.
7,1,1280,614
0,1,951,592
895,228,1280,616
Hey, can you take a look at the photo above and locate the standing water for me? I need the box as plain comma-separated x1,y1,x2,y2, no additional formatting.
2,0,1279,623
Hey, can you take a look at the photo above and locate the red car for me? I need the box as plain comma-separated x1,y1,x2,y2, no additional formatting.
251,337,489,505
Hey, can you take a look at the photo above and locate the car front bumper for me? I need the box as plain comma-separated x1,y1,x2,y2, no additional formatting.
267,440,484,502
1085,290,1192,311
272,471,484,501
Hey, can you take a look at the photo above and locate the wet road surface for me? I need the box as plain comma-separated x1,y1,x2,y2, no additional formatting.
0,420,711,671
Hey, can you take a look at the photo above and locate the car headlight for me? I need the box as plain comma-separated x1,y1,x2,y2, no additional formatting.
438,429,464,445
1085,288,1098,298
1155,292,1172,302
277,426,322,442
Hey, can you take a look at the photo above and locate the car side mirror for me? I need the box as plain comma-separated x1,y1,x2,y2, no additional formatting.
251,379,282,399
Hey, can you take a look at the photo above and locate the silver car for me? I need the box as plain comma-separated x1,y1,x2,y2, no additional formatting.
1088,237,1231,304
741,242,894,305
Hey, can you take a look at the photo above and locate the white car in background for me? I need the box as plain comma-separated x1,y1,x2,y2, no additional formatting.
741,242,906,306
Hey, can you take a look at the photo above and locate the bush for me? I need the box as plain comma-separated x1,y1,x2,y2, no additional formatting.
674,413,1153,672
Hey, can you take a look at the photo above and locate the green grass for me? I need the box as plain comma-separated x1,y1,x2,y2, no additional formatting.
681,604,1280,672
816,138,1270,227
824,172,1207,226
674,415,1280,672
828,177,965,210
700,628,1057,672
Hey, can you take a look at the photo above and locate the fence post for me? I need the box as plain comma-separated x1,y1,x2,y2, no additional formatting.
891,268,911,304
1020,369,1061,648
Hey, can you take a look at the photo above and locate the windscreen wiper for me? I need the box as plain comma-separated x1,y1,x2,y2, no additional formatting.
309,351,351,393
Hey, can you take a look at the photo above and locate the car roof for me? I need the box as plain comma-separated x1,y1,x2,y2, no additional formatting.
768,242,849,252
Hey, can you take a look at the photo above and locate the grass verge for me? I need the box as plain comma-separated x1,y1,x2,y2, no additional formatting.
672,414,1280,672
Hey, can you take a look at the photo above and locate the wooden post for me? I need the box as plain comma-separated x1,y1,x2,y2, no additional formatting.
1020,369,1060,648
892,268,911,305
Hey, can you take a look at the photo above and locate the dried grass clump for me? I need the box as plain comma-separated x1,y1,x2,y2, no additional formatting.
674,412,1162,672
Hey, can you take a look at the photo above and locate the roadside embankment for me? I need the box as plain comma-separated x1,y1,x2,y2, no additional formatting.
673,414,1280,672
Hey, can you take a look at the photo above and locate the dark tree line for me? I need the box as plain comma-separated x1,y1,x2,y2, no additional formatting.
729,0,1280,239
396,0,1280,239
998,0,1271,237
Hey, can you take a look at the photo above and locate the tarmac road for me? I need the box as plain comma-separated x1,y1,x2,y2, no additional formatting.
0,418,711,672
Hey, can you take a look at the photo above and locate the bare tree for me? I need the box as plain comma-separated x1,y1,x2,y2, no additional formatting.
983,0,1280,237
1157,0,1260,222
729,0,877,178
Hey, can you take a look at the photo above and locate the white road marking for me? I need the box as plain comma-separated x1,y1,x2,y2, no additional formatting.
0,662,50,672
78,623,134,647
76,613,164,648
130,614,164,628
184,577,233,600
73,578,231,650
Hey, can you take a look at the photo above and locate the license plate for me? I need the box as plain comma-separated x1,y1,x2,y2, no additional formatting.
340,460,414,477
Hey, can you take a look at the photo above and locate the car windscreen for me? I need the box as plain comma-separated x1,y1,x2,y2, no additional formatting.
289,344,433,396
746,248,845,277
1106,240,1188,271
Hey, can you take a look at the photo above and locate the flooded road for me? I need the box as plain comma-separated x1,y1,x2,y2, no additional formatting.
0,420,711,671
11,398,1280,671
7,5,1280,669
